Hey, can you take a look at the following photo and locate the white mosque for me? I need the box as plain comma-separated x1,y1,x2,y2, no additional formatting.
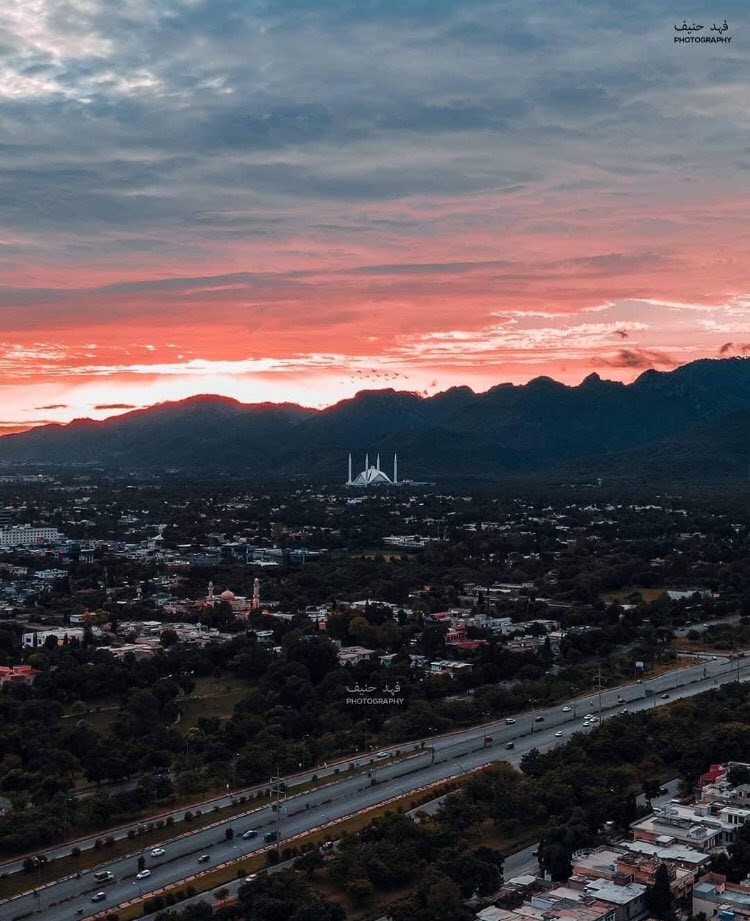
346,452,399,486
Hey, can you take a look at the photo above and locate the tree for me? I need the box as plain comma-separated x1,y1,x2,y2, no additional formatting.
295,849,324,878
424,876,466,921
345,878,374,906
644,864,673,920
137,854,146,872
160,629,178,648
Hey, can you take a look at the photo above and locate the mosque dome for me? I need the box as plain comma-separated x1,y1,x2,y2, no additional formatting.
219,589,235,602
352,467,393,486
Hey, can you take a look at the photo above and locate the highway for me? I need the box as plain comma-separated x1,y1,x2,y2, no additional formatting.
6,653,747,921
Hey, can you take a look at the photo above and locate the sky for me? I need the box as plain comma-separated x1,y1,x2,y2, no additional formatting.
1,0,749,432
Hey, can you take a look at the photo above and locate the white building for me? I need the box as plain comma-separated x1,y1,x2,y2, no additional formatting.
338,645,375,665
22,627,86,648
346,452,399,486
0,525,63,547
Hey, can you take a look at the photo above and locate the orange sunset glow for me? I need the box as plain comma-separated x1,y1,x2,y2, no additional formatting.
1,2,749,433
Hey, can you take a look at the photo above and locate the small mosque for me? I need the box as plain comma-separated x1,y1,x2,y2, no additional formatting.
205,579,261,616
346,452,400,486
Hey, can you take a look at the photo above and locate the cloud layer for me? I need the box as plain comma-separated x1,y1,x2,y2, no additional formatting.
0,1,749,428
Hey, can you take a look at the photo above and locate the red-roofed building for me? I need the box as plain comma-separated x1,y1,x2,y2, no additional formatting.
0,665,39,686
450,639,489,651
700,764,727,786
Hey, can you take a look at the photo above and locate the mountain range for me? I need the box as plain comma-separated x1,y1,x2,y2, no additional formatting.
1,357,750,483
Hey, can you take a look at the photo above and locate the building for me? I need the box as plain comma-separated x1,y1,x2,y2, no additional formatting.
383,534,436,549
0,665,38,686
22,627,86,648
693,873,750,921
573,844,704,901
0,525,63,548
346,452,399,486
337,645,376,666
543,876,648,921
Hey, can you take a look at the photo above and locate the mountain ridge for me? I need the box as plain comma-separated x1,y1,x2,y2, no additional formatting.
2,357,750,481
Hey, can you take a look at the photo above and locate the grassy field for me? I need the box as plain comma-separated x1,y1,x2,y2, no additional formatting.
601,586,667,603
62,675,251,737
175,677,250,731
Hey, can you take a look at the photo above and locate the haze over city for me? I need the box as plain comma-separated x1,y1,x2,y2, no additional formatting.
1,0,748,433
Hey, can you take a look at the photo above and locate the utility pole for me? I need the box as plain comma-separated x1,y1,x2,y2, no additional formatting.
270,771,285,844
593,668,606,722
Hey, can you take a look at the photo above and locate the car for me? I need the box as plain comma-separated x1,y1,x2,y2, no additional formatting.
534,716,544,722
242,829,258,839
198,854,210,864
136,869,151,880
244,873,258,882
555,731,563,737
562,706,571,712
320,840,335,851
484,735,493,743
505,741,515,750
621,708,629,713
505,718,516,724
150,848,165,857
264,831,278,843
92,892,107,903
375,751,390,759
661,693,670,699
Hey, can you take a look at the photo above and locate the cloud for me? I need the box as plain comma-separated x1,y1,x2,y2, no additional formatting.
93,403,137,410
719,342,750,356
597,349,677,370
34,403,68,409
0,0,747,422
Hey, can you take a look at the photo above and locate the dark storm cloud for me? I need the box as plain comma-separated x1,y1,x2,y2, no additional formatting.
0,0,748,265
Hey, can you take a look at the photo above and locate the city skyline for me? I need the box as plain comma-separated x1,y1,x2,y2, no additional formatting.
1,1,748,433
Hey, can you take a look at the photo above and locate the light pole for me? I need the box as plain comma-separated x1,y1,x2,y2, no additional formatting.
593,669,606,722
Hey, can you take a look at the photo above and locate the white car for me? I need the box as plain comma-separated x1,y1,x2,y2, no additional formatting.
150,848,165,857
375,751,390,759
505,718,516,724
136,869,151,880
555,731,563,737
244,874,258,883
562,706,571,712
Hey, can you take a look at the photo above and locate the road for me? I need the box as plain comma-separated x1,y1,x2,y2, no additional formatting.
6,652,747,921
137,779,686,920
